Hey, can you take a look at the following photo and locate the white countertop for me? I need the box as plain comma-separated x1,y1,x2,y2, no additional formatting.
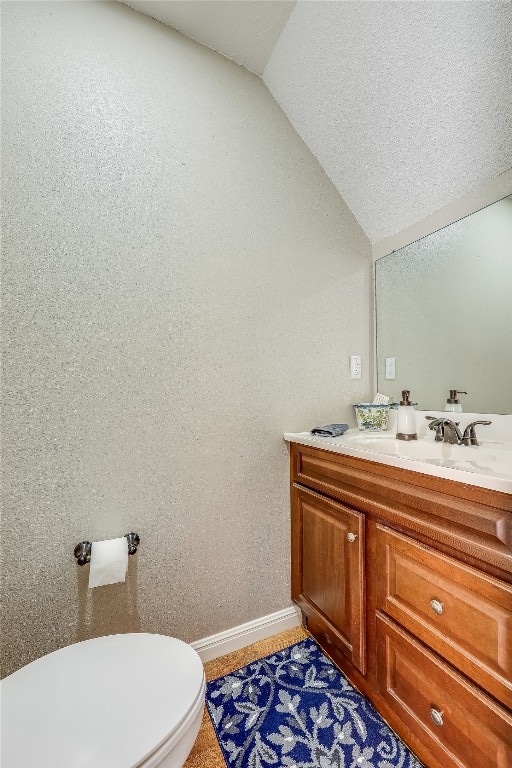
284,418,512,495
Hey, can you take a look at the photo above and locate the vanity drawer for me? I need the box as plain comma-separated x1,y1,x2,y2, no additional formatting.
375,524,512,708
376,614,512,768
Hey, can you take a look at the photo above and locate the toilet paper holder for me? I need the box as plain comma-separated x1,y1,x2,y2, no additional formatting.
74,533,140,566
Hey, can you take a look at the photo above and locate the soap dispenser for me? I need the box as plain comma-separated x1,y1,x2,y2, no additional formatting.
396,390,417,441
445,390,467,413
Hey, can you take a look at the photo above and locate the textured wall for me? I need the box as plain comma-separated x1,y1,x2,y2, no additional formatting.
122,0,295,75
1,0,371,677
264,1,512,243
373,167,512,260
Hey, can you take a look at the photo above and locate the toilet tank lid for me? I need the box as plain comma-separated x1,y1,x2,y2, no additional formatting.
0,633,205,768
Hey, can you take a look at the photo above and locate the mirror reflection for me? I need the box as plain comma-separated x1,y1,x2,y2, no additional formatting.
375,195,512,414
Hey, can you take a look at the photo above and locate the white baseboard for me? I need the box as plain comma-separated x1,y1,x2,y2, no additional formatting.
191,606,301,663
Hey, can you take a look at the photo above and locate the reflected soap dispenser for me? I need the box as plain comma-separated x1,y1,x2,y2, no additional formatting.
396,390,417,441
445,390,467,413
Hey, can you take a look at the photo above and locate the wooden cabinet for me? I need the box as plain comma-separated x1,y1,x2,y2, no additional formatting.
290,441,512,768
375,524,512,708
376,615,512,768
291,485,365,672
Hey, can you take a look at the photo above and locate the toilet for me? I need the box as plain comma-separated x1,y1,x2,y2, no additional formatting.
0,633,205,768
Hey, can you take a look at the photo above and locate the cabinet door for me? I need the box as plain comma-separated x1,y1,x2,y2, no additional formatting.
291,484,365,672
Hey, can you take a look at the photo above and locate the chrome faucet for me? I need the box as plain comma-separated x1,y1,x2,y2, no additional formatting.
425,416,492,446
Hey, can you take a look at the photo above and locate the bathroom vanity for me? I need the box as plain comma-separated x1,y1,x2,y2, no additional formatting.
285,427,512,768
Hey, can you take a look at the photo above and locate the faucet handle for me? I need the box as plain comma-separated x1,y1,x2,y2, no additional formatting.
425,416,445,442
462,420,492,446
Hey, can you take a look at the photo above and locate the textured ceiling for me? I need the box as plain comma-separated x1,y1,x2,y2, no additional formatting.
264,1,512,243
120,1,512,244
121,0,295,75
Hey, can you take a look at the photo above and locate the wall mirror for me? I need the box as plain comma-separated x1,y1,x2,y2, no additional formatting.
375,195,512,414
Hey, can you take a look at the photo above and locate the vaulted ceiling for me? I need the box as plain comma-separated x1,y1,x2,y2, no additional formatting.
122,1,295,74
121,1,512,244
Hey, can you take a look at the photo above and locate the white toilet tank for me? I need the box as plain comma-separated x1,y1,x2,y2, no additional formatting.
0,633,205,768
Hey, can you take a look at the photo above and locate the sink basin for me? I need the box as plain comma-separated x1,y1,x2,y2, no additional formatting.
344,434,511,476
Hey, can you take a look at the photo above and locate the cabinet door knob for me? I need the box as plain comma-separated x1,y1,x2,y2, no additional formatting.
430,598,444,615
430,707,444,727
347,532,357,543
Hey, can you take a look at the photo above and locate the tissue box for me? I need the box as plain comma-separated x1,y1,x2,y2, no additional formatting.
353,403,390,431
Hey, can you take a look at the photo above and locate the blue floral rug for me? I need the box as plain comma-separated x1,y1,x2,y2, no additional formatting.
206,639,423,768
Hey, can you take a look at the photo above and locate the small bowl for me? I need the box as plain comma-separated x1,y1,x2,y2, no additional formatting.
353,403,390,431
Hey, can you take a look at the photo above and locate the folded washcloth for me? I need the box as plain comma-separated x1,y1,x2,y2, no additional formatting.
311,423,349,437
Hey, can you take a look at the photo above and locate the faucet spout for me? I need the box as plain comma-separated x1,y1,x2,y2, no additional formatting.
427,418,463,444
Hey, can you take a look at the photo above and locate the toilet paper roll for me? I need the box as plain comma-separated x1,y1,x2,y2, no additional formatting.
88,537,128,588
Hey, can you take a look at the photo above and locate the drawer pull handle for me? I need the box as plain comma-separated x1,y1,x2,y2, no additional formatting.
430,599,443,615
430,707,444,727
347,532,357,543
